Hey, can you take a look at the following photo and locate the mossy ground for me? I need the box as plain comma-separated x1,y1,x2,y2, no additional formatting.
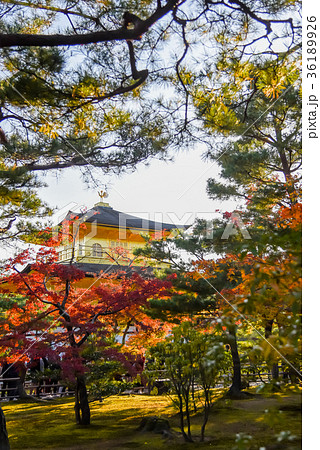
3,386,301,449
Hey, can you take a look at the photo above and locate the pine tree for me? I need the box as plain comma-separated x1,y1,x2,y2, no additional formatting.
0,1,301,218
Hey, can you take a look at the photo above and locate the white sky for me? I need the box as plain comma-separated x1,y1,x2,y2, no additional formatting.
39,143,239,227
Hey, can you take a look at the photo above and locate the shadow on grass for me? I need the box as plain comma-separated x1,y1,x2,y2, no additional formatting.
2,388,301,449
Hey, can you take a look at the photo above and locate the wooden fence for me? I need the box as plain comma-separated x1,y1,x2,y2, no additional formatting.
0,377,73,400
0,364,300,400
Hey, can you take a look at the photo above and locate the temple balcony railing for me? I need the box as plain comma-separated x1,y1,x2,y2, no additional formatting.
57,243,143,264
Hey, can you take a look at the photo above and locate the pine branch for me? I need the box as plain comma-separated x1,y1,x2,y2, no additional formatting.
0,0,179,48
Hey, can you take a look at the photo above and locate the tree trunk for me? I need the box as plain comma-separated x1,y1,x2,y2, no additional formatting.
17,376,29,399
177,390,193,443
264,318,279,380
227,329,242,396
74,375,90,425
264,319,273,339
184,388,192,442
271,363,279,380
0,407,10,450
200,389,210,442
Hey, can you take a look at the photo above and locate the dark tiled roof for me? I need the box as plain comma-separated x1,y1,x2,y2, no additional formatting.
72,262,154,277
65,204,188,231
21,262,154,278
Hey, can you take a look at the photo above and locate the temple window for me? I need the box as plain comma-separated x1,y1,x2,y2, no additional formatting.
92,243,103,257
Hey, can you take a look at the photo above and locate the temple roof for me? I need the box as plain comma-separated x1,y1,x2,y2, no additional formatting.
21,262,154,278
70,262,154,277
64,203,189,231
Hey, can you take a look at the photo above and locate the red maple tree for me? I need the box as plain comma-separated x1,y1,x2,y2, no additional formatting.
0,246,171,425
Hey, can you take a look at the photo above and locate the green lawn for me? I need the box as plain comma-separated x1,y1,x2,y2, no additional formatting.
3,387,301,449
